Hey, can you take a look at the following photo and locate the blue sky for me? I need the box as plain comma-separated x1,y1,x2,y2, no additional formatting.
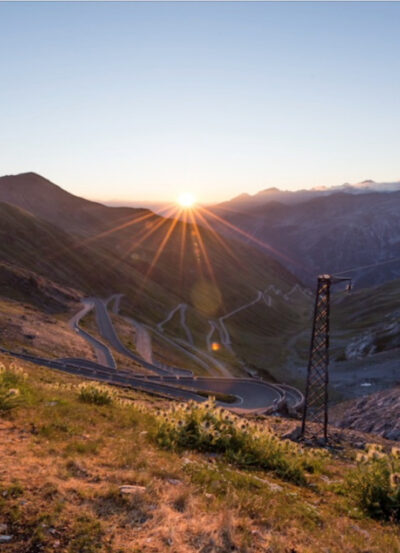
1,2,400,203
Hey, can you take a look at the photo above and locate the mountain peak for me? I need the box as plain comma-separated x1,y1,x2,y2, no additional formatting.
257,187,280,195
358,179,376,186
229,192,251,203
0,172,62,191
3,171,49,182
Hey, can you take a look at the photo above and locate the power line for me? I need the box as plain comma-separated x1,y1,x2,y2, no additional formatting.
333,255,400,278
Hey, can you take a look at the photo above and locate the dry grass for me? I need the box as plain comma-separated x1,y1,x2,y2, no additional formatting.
0,356,399,553
0,297,96,361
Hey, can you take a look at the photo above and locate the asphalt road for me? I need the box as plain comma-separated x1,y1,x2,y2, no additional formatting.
72,296,303,413
68,300,116,369
77,297,175,377
1,295,304,414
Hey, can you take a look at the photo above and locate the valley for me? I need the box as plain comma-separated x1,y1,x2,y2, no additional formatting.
2,4,400,550
1,173,399,414
0,173,399,553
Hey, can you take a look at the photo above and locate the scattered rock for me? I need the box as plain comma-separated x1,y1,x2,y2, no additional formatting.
119,485,146,495
282,426,302,441
0,535,13,544
330,386,400,441
167,479,181,486
251,475,283,492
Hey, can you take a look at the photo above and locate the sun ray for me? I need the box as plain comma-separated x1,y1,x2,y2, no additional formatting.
146,215,180,275
179,209,188,280
105,205,180,274
136,212,181,295
194,209,241,266
46,209,159,265
188,209,218,287
124,205,179,256
198,205,305,271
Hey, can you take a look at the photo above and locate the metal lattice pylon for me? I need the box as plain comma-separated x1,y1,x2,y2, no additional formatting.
301,274,351,442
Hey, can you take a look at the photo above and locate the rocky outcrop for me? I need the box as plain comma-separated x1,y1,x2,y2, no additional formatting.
331,387,400,441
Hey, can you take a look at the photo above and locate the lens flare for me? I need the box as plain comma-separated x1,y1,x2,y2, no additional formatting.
211,342,221,352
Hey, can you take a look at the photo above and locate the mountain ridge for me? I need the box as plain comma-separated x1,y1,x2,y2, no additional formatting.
222,178,400,210
207,188,400,287
0,172,148,236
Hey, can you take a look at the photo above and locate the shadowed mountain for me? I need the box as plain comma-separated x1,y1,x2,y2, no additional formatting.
0,174,310,379
0,172,147,236
207,190,400,287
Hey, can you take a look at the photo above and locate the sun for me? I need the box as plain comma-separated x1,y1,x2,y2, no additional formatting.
178,192,196,209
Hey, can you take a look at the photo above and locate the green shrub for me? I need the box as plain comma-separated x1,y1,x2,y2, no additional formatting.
77,383,115,406
347,444,400,522
152,398,326,485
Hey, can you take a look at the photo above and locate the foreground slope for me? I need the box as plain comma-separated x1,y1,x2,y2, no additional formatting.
0,356,399,553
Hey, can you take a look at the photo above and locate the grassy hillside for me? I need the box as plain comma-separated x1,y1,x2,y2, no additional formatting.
282,279,400,398
0,193,309,379
2,194,399,392
331,279,400,358
0,355,399,553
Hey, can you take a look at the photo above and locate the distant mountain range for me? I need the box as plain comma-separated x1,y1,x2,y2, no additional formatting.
221,179,400,210
207,182,400,287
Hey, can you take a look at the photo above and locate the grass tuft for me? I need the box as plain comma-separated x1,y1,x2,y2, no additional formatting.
0,361,28,411
150,398,326,485
77,383,115,406
346,443,400,522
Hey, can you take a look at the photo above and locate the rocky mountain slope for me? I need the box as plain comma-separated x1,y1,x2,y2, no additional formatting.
331,387,400,440
283,278,400,401
208,189,400,287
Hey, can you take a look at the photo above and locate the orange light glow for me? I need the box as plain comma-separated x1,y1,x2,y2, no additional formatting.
178,193,196,208
211,342,221,352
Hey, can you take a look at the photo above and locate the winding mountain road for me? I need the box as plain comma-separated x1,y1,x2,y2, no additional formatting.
1,294,304,414
157,303,194,345
68,299,116,369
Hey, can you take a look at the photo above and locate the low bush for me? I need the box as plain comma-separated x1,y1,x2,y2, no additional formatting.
151,398,326,485
347,444,400,522
77,382,115,406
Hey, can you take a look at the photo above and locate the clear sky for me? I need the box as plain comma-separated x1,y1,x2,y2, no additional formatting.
1,2,400,204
